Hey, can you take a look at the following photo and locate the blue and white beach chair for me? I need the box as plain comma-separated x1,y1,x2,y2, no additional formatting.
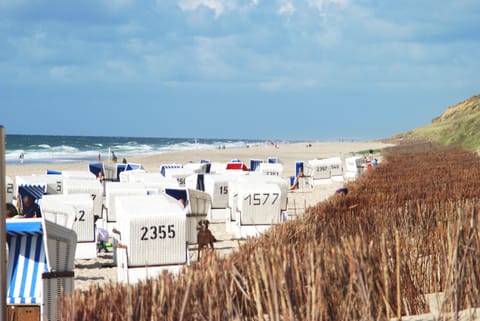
6,218,77,321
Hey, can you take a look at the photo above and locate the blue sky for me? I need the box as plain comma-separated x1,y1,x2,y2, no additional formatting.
1,0,479,141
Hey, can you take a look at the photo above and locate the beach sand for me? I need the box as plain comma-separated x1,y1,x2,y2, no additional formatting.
5,140,391,291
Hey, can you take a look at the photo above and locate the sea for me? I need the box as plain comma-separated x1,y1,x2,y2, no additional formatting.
5,134,265,165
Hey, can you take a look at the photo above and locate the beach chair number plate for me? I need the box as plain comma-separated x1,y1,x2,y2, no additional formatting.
220,186,228,195
75,210,86,222
140,224,176,241
244,193,279,206
265,171,278,176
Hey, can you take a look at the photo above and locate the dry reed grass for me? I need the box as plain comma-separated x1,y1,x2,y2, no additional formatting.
61,142,480,321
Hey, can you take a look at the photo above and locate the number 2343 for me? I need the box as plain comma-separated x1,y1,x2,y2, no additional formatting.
141,225,175,241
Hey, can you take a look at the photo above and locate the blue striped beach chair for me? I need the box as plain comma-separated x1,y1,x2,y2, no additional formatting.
7,221,46,305
6,219,77,321
249,159,263,172
160,164,183,177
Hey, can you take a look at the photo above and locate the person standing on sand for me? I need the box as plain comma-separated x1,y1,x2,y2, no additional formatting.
19,152,24,164
368,149,374,162
111,151,117,162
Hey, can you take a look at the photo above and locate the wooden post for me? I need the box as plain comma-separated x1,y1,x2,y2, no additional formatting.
382,234,390,320
396,230,401,321
0,125,6,321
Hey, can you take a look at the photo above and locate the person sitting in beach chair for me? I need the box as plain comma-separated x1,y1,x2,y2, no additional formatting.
20,195,42,218
5,203,20,219
289,166,304,190
96,226,110,253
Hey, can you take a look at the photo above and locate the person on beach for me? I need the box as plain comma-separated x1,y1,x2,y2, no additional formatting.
21,195,42,218
179,198,189,214
5,203,20,219
96,227,110,253
111,151,117,162
289,166,304,190
336,187,348,196
179,198,186,208
19,152,24,164
366,158,378,168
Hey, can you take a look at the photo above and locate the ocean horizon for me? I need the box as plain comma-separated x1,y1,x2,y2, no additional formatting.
5,134,267,165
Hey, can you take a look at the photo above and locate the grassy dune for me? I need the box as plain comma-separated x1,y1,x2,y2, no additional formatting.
395,95,480,150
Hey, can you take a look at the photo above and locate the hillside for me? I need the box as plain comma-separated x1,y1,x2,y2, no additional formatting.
396,94,480,150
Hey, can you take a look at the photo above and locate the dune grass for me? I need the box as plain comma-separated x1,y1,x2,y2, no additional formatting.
396,95,480,151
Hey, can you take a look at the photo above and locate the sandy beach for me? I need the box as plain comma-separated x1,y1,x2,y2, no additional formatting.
6,140,392,291
6,141,389,178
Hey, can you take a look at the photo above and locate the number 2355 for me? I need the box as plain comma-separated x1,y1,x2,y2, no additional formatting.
141,225,175,241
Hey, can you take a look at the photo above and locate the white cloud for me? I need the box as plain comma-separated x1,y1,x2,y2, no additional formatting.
0,0,27,10
178,0,227,18
257,75,322,92
104,60,139,80
308,0,349,16
49,65,74,79
277,0,295,16
315,27,339,48
194,36,235,79
176,0,263,17
258,77,289,91
9,31,55,62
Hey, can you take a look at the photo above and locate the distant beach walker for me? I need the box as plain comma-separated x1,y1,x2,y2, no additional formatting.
19,152,24,164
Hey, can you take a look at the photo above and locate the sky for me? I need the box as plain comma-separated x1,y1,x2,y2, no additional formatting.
1,0,479,141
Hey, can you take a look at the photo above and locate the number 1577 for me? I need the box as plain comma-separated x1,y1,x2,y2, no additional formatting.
244,193,279,206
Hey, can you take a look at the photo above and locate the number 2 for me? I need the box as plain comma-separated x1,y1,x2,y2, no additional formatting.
141,226,148,241
75,210,86,222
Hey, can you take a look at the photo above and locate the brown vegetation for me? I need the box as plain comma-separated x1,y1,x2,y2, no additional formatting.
61,142,480,321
